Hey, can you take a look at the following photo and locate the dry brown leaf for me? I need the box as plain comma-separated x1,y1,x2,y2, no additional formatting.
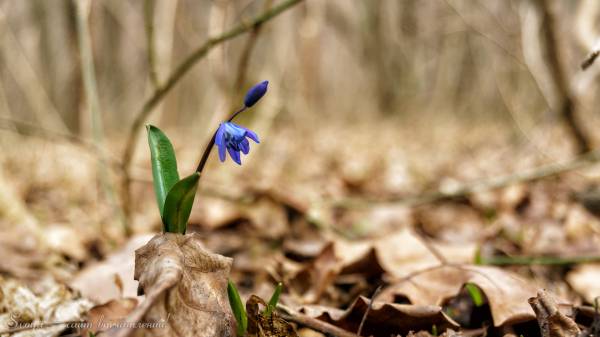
71,234,154,304
83,298,138,336
337,228,477,279
379,265,538,327
44,224,88,261
291,243,341,303
566,264,600,304
0,276,93,336
416,204,484,242
189,197,244,230
106,233,235,337
246,295,298,337
529,290,580,337
300,296,458,337
371,229,476,279
0,231,47,279
289,228,476,304
283,239,327,260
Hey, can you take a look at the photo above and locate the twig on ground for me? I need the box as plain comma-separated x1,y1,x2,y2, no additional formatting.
277,304,358,337
120,0,304,221
357,285,382,337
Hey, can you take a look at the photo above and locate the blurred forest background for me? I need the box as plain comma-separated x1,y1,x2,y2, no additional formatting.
2,0,600,335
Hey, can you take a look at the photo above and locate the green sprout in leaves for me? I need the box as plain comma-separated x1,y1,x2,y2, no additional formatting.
227,280,248,337
227,280,284,336
264,282,283,317
465,283,484,307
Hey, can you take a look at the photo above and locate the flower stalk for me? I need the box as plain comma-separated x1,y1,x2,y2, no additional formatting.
195,106,247,173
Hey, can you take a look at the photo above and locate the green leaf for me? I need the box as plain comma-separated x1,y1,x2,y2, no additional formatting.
263,282,283,317
465,283,484,307
147,125,180,216
162,173,199,233
227,279,247,336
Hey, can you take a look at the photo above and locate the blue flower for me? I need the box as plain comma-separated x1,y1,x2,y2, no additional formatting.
215,122,260,165
244,80,269,107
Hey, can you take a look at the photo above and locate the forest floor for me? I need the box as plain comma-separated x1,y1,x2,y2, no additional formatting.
1,116,600,337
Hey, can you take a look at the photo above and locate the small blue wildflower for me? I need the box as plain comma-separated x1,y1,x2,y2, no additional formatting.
244,80,269,107
215,122,260,165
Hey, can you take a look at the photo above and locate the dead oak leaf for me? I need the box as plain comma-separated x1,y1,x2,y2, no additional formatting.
289,228,476,303
299,296,458,337
379,265,538,327
105,233,236,337
83,298,138,336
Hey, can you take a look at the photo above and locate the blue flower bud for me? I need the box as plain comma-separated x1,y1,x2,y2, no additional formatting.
244,80,269,107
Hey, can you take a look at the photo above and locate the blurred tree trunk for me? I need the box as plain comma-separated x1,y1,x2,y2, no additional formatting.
362,0,396,115
531,0,592,153
31,0,82,134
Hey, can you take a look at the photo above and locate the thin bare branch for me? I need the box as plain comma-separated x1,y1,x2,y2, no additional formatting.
277,304,358,337
357,286,382,337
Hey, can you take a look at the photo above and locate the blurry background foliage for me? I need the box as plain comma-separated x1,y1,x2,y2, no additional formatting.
4,1,599,134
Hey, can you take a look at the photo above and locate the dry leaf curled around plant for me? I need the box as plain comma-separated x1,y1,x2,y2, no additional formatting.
105,233,235,337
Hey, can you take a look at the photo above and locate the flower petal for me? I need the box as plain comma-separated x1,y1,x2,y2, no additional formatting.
239,138,250,155
242,127,260,143
215,123,225,146
215,124,227,162
227,122,246,140
218,143,226,162
227,146,242,165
